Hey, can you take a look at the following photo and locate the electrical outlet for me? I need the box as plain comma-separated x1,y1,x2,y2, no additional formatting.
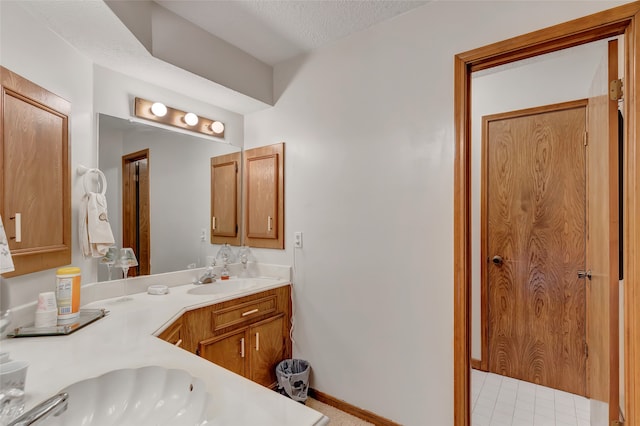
294,231,303,248
200,228,207,241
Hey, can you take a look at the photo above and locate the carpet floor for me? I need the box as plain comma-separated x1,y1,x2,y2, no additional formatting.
306,398,374,425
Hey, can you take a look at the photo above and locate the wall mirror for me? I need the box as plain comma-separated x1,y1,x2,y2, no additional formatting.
97,113,241,281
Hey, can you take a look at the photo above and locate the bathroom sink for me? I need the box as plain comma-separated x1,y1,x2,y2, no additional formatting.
187,278,275,295
40,366,209,425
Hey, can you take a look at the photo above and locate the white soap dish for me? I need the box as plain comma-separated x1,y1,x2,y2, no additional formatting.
147,285,169,295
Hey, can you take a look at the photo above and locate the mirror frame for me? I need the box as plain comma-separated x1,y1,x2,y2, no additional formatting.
453,3,640,425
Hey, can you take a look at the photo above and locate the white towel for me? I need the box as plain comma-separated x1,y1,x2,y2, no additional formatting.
80,192,115,258
0,215,15,274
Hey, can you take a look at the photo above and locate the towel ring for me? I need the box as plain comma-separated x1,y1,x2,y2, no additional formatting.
78,166,107,195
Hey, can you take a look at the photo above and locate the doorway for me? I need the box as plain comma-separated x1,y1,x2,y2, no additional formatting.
122,149,150,277
483,101,589,396
453,4,640,426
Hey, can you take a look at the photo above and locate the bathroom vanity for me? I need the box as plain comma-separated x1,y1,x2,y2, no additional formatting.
1,269,327,425
158,285,291,388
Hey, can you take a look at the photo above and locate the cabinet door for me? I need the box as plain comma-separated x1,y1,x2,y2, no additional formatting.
199,328,247,377
211,152,241,245
1,67,71,276
249,314,285,387
243,143,284,249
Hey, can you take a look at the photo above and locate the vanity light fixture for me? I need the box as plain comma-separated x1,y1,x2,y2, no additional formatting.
134,97,225,139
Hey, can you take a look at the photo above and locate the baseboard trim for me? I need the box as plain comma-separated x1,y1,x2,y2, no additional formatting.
308,388,401,426
471,358,482,370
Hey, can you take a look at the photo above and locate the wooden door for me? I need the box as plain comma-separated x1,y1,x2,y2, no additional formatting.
122,149,150,276
585,39,620,420
484,100,587,395
249,314,285,387
199,328,247,377
211,152,241,245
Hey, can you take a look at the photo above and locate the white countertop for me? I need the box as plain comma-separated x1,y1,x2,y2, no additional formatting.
0,268,329,425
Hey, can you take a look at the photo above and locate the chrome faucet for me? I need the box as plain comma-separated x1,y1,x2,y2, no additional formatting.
8,392,68,426
196,267,217,284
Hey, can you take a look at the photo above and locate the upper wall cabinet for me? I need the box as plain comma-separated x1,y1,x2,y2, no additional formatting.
0,67,71,277
211,151,241,246
243,143,284,249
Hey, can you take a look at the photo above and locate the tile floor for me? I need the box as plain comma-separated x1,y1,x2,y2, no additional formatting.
472,369,590,426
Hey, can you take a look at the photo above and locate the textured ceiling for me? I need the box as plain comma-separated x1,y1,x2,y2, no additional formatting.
155,1,429,65
16,0,428,113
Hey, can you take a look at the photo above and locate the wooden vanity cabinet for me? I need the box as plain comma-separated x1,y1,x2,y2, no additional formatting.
0,67,71,277
243,143,284,249
159,286,291,388
210,152,241,246
199,313,285,387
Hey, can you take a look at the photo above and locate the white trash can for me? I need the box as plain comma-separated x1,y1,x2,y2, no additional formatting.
275,359,310,404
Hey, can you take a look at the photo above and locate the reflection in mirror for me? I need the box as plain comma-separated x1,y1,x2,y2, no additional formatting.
470,39,616,422
98,114,241,282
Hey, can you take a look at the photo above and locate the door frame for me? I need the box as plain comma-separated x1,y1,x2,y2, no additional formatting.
122,149,150,276
454,3,640,425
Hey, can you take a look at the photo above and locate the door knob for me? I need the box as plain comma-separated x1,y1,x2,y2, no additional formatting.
577,270,592,280
491,255,504,265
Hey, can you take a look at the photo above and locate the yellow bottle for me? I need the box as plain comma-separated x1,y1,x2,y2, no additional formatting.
55,267,81,321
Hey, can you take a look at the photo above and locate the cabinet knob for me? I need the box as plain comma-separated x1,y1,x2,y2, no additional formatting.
491,255,503,265
255,332,260,351
240,337,245,358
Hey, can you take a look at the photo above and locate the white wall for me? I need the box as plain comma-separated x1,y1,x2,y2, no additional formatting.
470,41,610,361
0,1,96,310
244,2,626,424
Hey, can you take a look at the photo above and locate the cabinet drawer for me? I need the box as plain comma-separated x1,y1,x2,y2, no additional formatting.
212,295,277,331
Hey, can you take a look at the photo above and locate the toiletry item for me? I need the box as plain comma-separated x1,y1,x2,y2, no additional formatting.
34,292,58,328
55,267,81,321
147,285,169,295
36,292,57,311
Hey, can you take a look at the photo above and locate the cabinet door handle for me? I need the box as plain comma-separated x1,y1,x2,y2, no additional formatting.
212,216,216,230
10,213,21,242
174,339,182,347
240,337,245,358
267,216,272,231
242,308,259,317
255,332,260,351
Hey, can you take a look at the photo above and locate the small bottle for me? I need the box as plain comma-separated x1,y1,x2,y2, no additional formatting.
55,267,81,321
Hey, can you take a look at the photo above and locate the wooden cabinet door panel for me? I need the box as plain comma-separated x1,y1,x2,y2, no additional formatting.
243,143,284,249
211,152,240,245
199,329,247,377
1,66,71,276
4,95,65,249
250,314,285,387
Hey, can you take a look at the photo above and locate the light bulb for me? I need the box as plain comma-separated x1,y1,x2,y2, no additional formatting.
184,113,199,126
150,102,167,117
210,121,225,134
